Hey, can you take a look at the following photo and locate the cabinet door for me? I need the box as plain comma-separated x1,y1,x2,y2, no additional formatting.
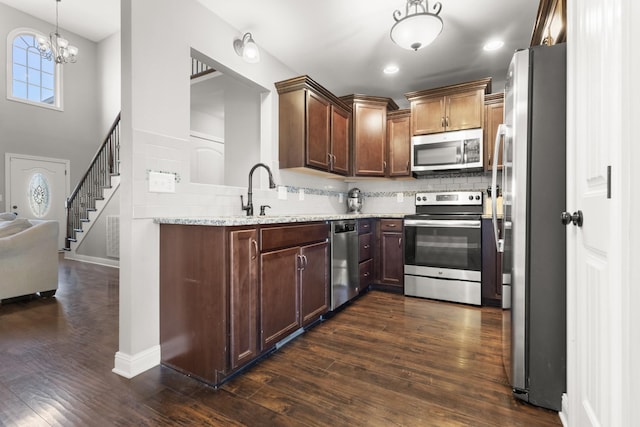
446,90,483,131
353,103,386,176
260,247,300,350
380,231,404,287
299,241,329,326
229,228,259,370
387,114,411,177
484,101,504,171
306,90,331,171
411,96,445,135
330,105,350,175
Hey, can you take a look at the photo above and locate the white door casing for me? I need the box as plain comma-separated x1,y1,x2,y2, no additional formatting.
5,153,70,249
565,0,637,425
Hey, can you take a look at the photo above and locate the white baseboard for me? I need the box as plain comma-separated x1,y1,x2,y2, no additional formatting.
64,252,120,268
559,393,569,426
112,345,161,378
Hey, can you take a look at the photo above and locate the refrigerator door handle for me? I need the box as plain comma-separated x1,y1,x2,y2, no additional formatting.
491,124,506,253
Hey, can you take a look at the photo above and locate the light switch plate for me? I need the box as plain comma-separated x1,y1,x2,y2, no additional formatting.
397,192,404,203
298,189,305,201
148,171,175,193
278,186,287,200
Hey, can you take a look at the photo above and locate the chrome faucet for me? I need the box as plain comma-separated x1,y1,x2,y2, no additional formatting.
241,163,277,216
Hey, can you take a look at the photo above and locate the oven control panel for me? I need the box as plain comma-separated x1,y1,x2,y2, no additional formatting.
415,191,483,206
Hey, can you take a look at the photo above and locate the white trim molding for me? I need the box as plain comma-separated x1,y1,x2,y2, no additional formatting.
112,345,161,379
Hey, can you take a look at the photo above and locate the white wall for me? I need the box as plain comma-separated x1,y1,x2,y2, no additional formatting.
97,31,121,133
0,2,101,203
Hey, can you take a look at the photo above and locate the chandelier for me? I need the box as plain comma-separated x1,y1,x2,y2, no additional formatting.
37,0,78,64
390,0,444,51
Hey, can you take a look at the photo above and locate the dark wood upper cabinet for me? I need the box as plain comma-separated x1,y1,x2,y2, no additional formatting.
484,92,505,172
531,0,566,46
276,76,351,176
340,94,399,177
386,109,411,177
405,78,492,136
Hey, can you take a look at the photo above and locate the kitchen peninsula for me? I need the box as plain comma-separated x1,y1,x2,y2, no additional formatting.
156,213,404,386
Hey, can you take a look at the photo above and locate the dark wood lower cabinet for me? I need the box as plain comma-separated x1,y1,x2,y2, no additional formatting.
481,218,502,306
159,224,228,385
229,228,259,370
159,221,329,387
373,219,404,292
300,241,330,326
260,246,300,349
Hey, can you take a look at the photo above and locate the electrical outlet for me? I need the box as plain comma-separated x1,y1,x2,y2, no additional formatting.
298,189,305,201
397,192,404,203
278,186,287,200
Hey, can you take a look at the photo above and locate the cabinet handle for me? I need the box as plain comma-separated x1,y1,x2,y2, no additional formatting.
406,160,410,172
364,244,370,249
387,223,397,228
383,161,387,171
398,237,402,248
251,239,258,260
445,116,450,127
302,255,308,269
441,117,445,128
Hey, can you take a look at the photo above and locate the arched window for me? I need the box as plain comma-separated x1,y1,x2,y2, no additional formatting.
6,28,61,110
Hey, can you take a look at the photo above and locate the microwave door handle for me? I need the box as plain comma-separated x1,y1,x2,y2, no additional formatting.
492,124,505,252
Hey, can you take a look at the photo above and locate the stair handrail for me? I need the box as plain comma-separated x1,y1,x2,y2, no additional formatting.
65,113,121,249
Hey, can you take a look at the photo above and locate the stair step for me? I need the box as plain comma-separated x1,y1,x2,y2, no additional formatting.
73,228,84,233
80,219,90,223
63,247,71,252
67,237,77,242
87,208,97,212
110,173,120,176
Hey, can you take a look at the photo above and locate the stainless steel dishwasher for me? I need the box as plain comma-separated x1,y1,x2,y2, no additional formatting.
330,220,359,310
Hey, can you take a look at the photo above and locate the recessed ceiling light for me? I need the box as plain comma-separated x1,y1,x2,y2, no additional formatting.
483,40,504,51
383,64,399,74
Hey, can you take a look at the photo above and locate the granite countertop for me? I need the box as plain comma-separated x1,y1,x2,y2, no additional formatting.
154,213,406,226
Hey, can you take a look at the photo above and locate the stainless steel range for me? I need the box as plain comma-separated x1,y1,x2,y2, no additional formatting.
404,191,483,305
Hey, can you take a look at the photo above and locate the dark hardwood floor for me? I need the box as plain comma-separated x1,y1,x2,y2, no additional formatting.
0,256,561,426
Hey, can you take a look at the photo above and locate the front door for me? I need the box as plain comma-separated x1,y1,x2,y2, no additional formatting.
6,153,70,249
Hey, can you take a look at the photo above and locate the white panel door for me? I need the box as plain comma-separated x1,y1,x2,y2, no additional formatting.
566,0,633,425
6,154,70,249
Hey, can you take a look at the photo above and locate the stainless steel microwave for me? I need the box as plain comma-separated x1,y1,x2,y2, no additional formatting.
411,128,483,174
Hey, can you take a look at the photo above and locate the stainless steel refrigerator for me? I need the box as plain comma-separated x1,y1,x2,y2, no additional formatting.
491,43,566,411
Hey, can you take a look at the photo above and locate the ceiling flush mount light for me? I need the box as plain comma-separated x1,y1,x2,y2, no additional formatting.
483,40,505,51
37,0,78,64
390,0,443,51
383,64,400,74
233,32,260,63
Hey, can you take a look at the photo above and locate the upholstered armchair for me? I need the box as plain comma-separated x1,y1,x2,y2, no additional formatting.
0,219,59,301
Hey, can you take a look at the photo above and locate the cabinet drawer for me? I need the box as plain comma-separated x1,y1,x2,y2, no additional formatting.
359,233,372,262
358,219,372,235
380,219,403,232
359,259,373,288
260,223,329,252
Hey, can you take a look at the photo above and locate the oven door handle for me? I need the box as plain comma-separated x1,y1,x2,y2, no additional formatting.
404,219,481,229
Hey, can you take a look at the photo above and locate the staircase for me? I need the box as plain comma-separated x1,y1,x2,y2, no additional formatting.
65,114,121,257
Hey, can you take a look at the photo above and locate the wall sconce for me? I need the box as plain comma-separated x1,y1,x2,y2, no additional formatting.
233,32,260,63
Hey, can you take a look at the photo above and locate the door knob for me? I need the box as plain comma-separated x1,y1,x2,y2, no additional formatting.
561,210,583,227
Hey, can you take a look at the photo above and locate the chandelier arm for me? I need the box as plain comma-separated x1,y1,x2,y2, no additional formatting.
431,2,442,15
393,9,403,22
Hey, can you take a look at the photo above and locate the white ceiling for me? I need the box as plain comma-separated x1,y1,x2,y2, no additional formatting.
1,0,540,106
